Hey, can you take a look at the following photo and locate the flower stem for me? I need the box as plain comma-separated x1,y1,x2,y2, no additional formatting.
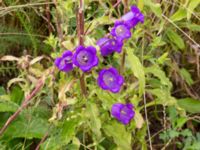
120,0,128,74
77,0,87,96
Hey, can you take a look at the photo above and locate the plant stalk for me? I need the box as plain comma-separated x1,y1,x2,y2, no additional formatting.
77,0,87,96
120,0,128,74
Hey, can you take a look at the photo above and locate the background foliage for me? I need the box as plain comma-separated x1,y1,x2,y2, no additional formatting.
0,0,200,149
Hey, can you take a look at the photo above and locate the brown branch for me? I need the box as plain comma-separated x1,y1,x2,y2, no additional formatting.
77,0,87,96
53,0,63,42
113,0,122,8
35,131,49,150
45,0,52,33
0,78,44,137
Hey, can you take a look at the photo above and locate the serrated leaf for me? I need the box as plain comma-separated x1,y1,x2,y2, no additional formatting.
177,98,200,113
103,121,132,150
41,119,78,150
1,111,49,140
166,28,185,50
127,48,145,96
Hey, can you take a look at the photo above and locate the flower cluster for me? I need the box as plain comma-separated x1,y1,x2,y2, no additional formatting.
55,46,99,72
54,5,143,125
97,5,144,57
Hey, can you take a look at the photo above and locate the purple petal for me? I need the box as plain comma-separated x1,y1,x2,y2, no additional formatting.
118,76,124,86
54,57,62,68
111,103,124,119
62,50,73,57
110,85,121,93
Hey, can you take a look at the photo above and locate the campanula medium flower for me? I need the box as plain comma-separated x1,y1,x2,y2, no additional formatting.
111,103,135,125
121,5,144,28
97,37,123,56
72,45,98,72
110,21,131,41
54,50,73,72
97,67,124,93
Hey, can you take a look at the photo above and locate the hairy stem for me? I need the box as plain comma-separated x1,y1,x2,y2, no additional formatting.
77,0,87,96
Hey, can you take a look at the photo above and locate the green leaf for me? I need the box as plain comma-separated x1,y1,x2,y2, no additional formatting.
0,87,6,95
180,23,200,32
180,68,194,85
86,102,101,140
137,0,144,10
1,112,49,140
170,8,187,22
157,52,169,65
41,119,78,150
10,86,24,104
177,98,200,113
187,0,200,20
166,28,185,50
103,121,132,150
145,65,172,89
143,0,162,17
169,129,179,138
0,99,19,112
127,48,145,96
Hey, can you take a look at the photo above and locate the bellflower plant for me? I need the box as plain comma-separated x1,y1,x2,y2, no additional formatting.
97,37,123,56
54,50,73,72
111,103,135,125
121,5,144,28
97,67,124,93
72,45,99,72
110,21,131,41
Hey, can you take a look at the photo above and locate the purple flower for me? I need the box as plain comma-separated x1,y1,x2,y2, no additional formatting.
111,103,135,125
121,5,144,28
72,45,98,72
110,21,131,41
54,50,73,72
97,37,123,56
97,67,124,93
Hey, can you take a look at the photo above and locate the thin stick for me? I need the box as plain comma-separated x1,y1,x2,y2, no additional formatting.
0,2,55,11
45,0,53,33
0,79,44,136
141,33,153,149
77,0,87,96
120,0,128,74
35,131,49,150
53,0,63,42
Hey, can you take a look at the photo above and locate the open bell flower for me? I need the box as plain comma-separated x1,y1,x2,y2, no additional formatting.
54,50,73,72
121,5,144,28
97,37,123,56
110,21,131,41
97,67,124,93
111,103,135,125
72,45,99,72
